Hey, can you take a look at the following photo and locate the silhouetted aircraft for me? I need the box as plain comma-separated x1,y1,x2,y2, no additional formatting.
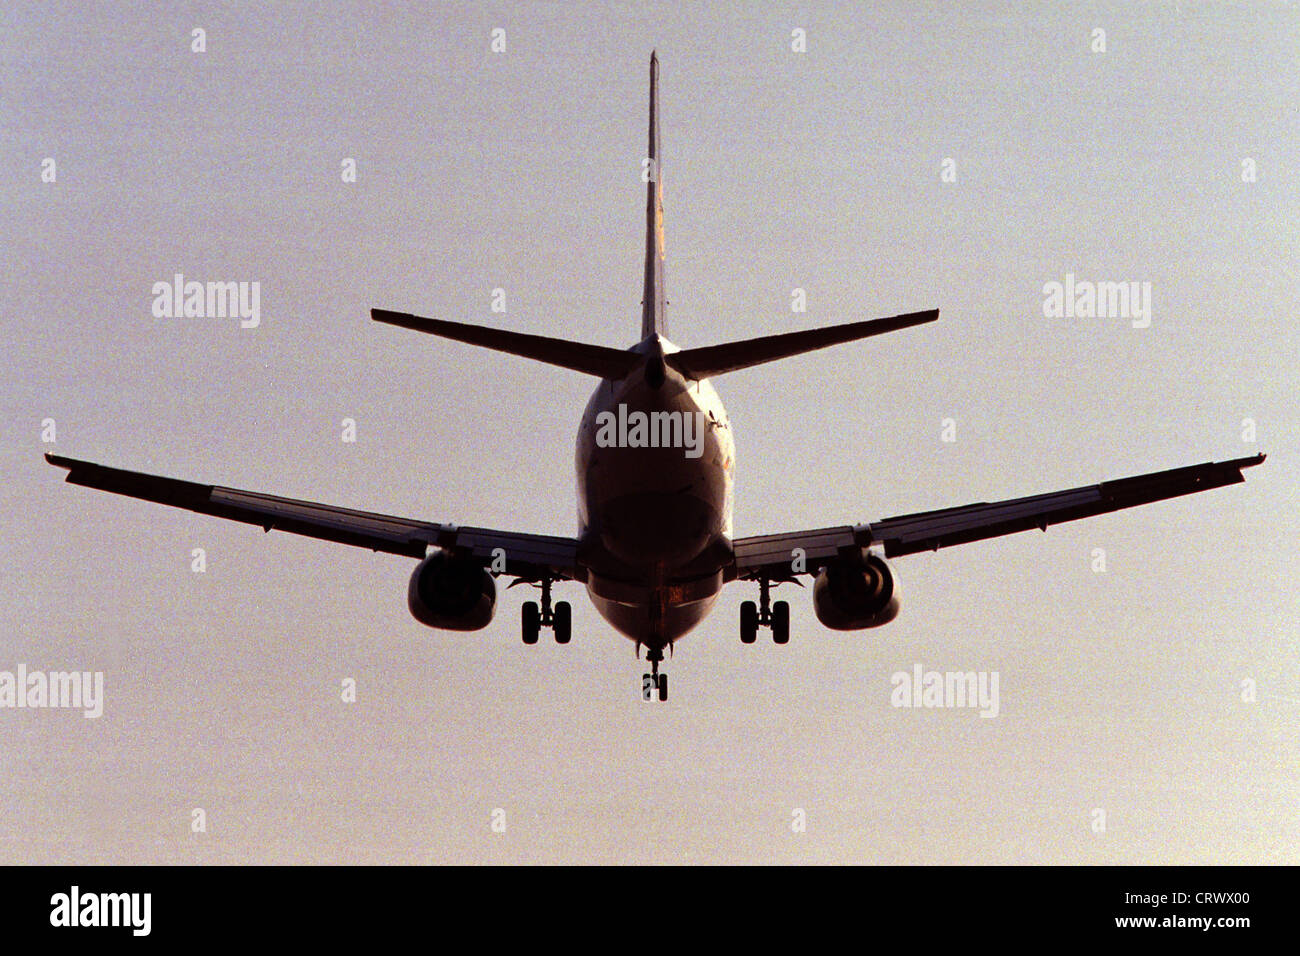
48,53,1263,701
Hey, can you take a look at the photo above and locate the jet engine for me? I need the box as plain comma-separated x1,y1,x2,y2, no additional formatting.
813,552,901,630
407,549,496,630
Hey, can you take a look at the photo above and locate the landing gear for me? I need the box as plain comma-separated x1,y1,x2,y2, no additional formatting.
740,576,790,644
521,575,571,645
553,600,571,644
522,601,540,644
771,600,790,644
642,646,668,701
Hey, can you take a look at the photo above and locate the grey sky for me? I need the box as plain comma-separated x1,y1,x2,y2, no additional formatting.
2,1,1296,863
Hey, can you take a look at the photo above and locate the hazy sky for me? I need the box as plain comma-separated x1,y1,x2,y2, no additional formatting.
2,1,1296,863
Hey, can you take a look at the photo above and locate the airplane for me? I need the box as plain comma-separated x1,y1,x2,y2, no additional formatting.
46,52,1264,702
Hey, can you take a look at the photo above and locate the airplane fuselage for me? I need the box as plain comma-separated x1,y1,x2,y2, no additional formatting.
576,335,734,651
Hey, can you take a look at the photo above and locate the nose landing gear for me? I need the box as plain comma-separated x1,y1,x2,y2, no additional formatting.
641,646,668,702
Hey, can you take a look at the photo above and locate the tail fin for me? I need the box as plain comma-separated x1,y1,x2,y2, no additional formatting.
666,309,939,379
641,51,667,340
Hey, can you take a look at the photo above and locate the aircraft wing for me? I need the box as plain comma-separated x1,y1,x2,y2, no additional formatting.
732,454,1265,578
44,454,582,581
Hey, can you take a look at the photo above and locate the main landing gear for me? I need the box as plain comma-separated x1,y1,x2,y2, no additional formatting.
740,576,789,645
521,574,571,645
642,646,668,702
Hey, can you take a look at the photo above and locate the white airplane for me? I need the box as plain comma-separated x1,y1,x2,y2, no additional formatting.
48,53,1263,701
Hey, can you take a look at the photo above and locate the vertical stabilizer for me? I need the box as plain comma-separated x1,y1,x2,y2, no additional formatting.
641,51,667,339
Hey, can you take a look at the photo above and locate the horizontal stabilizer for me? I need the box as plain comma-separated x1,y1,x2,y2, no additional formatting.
666,309,938,379
372,309,641,380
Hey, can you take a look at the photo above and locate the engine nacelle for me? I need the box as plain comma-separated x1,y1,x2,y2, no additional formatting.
407,550,496,631
813,552,901,630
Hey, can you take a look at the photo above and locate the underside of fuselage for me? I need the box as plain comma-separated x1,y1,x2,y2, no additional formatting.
576,336,734,651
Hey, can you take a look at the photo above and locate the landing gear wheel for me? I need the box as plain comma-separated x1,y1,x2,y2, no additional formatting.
657,674,668,702
553,600,571,644
521,601,540,645
771,600,790,645
740,600,758,644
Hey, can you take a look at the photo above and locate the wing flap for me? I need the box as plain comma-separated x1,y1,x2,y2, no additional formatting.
733,525,857,576
453,526,581,574
209,486,438,554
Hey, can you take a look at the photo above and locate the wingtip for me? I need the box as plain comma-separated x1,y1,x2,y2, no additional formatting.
1227,452,1266,472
